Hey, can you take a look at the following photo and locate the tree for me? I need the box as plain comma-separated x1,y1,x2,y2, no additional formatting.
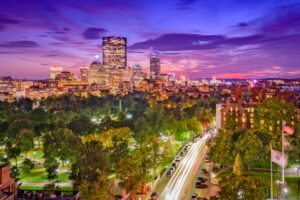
5,140,21,167
116,145,152,197
10,166,20,178
79,171,112,200
70,141,110,187
219,175,267,200
255,97,296,147
208,130,234,165
21,158,34,175
187,117,203,136
67,115,95,135
233,154,244,176
234,131,263,170
16,129,34,155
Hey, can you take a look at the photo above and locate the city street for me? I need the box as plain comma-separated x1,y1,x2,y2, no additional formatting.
151,134,209,200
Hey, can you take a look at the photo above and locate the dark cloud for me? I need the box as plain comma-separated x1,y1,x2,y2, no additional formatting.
0,51,24,54
83,27,108,40
0,15,20,25
0,41,39,48
238,22,249,27
258,3,300,34
43,54,59,57
177,0,199,6
129,33,298,51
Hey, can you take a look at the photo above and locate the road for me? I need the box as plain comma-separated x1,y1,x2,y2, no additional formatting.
155,134,209,200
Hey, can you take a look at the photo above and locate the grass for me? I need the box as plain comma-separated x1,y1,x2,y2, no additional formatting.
19,185,74,191
246,171,300,198
18,167,71,183
219,170,300,198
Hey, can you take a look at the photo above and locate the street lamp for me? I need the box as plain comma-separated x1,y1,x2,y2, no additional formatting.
126,113,132,120
33,151,36,163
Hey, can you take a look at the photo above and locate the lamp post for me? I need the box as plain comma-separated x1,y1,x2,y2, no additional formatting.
33,151,36,163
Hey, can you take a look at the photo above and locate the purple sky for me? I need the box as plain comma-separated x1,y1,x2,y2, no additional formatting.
0,0,300,79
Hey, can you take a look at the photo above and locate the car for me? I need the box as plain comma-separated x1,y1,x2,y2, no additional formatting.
191,193,198,200
149,192,158,200
184,147,188,152
198,184,209,189
196,177,208,183
195,177,208,188
171,162,177,168
169,167,175,171
166,170,172,177
201,168,208,174
175,156,181,162
180,151,185,156
205,157,210,162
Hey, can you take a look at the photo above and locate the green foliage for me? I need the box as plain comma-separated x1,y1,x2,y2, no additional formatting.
79,172,112,200
234,131,263,170
219,175,267,200
70,141,109,187
255,97,296,146
10,165,20,178
186,117,203,136
21,158,34,175
233,154,244,176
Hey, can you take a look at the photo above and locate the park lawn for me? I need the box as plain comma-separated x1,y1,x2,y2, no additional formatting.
19,185,74,191
18,167,71,183
27,150,44,160
246,171,300,198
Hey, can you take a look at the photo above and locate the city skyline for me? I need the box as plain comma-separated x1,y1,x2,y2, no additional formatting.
0,0,300,79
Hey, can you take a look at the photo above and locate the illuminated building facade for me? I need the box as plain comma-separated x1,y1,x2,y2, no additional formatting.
50,66,63,79
150,51,160,78
80,68,89,82
102,36,127,68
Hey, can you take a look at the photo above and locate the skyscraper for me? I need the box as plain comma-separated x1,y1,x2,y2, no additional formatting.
102,36,127,68
132,63,143,79
150,51,160,78
50,66,63,79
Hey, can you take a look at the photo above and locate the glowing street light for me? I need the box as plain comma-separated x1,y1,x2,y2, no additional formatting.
126,113,133,120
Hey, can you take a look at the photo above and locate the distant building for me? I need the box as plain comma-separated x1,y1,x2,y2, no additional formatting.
50,66,63,79
150,51,160,78
80,68,89,82
102,36,127,68
132,64,143,80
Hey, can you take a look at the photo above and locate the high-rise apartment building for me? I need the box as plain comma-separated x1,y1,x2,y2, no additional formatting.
102,36,127,68
50,66,63,79
80,68,89,82
132,64,143,79
150,51,160,78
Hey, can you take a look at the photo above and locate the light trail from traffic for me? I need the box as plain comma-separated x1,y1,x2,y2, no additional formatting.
158,135,209,200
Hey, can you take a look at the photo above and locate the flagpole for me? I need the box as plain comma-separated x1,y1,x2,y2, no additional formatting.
281,122,285,199
270,143,273,200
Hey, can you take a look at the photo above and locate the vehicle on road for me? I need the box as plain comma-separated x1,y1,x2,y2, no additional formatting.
171,162,177,168
205,157,210,162
195,177,208,188
149,192,158,200
175,156,181,162
180,151,185,156
191,193,198,200
166,169,173,177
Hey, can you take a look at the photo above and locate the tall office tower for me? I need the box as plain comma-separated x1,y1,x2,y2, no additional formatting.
80,68,89,82
50,66,63,79
102,36,127,68
150,51,160,78
132,64,142,79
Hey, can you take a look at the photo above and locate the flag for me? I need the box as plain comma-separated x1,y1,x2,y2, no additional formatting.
271,149,288,167
283,125,294,135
